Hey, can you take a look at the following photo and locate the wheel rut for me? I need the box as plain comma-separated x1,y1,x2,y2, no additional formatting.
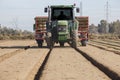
35,46,111,80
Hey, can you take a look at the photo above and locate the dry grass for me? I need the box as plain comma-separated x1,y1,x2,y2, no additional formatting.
0,34,34,40
89,34,120,40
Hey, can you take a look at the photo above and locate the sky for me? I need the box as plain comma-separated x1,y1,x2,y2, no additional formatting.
0,0,120,31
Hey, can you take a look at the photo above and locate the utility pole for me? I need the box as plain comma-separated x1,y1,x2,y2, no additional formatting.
80,1,83,16
105,1,109,33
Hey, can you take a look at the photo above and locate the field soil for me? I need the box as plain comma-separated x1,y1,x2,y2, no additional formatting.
0,40,49,80
0,40,120,80
40,45,110,80
78,45,120,77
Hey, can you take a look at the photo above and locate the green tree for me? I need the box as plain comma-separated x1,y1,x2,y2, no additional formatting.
98,20,108,33
113,20,120,34
109,22,115,33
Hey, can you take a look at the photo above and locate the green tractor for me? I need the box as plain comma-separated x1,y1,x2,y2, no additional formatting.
44,5,80,48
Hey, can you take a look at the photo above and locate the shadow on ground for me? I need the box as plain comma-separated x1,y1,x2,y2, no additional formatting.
0,45,72,49
0,46,48,49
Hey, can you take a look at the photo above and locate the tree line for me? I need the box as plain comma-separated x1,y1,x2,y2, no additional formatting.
0,19,120,40
89,19,120,39
0,26,34,40
89,19,120,34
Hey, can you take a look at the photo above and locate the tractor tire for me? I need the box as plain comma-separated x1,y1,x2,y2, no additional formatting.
72,31,78,48
81,40,87,46
60,42,64,47
46,37,53,49
36,40,43,48
38,42,43,48
45,32,53,49
72,38,77,48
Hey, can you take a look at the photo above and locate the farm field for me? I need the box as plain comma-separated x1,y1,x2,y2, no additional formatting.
0,40,120,80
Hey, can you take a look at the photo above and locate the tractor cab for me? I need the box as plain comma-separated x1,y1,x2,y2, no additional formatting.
44,5,77,21
51,7,73,20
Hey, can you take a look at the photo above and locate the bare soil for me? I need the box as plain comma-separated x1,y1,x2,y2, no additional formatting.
0,40,119,80
78,45,120,77
0,48,49,80
0,40,49,80
40,46,110,80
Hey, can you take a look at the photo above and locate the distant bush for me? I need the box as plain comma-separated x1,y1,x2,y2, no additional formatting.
89,33,120,39
0,26,34,40
89,19,120,35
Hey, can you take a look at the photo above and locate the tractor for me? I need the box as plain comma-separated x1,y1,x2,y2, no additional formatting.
45,5,80,48
34,5,89,48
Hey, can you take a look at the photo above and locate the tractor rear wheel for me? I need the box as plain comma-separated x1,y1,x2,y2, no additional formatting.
72,31,78,48
46,37,54,49
38,42,43,47
36,40,43,48
81,40,87,46
72,38,77,48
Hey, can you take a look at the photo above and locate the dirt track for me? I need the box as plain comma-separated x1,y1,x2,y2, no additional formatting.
0,40,49,80
40,47,110,80
0,40,120,80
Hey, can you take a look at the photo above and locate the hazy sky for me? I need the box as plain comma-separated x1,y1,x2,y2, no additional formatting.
0,0,120,31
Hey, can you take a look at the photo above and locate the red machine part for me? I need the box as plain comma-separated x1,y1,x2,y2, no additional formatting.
34,16,48,40
76,16,89,41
